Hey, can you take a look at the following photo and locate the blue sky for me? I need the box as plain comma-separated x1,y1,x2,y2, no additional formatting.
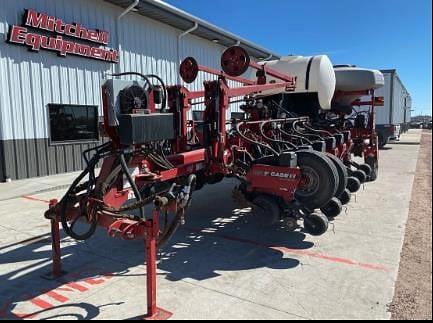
165,0,432,116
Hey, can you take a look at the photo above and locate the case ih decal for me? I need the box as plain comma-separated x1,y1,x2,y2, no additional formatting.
7,9,119,63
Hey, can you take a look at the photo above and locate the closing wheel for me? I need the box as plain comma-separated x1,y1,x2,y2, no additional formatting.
347,176,361,193
352,169,367,184
339,189,352,205
359,164,372,177
252,195,281,226
304,213,329,236
325,153,348,198
320,197,343,219
295,150,339,210
366,156,379,182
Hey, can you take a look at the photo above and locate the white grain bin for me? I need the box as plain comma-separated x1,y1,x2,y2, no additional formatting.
253,55,336,110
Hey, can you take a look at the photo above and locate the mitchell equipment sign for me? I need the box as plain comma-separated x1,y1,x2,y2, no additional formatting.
7,9,119,63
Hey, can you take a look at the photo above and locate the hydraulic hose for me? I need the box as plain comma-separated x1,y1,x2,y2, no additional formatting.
119,153,145,220
146,74,168,112
110,72,168,112
155,174,197,248
59,142,115,241
60,166,98,241
235,122,280,156
279,128,313,145
110,72,152,89
259,121,298,150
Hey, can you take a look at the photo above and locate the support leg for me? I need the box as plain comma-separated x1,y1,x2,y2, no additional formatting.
42,199,66,280
144,215,172,321
51,218,62,278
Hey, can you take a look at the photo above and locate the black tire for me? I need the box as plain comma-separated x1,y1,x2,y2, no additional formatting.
325,153,348,198
378,134,388,149
253,195,281,226
304,213,329,236
320,197,343,219
366,156,379,182
339,189,351,205
359,164,372,177
352,169,367,184
347,176,361,193
295,150,339,210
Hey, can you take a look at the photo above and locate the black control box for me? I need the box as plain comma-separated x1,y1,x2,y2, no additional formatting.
118,113,175,145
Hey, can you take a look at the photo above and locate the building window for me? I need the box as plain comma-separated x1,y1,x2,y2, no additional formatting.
48,104,99,144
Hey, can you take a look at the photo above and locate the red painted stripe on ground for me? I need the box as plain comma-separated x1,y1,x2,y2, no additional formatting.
12,312,36,319
30,297,53,310
0,303,32,320
22,195,50,204
1,271,115,320
56,287,74,292
45,291,69,303
83,277,106,285
271,246,390,272
64,282,89,292
189,228,391,272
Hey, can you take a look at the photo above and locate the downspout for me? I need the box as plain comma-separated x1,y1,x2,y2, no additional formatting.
118,0,140,20
115,0,140,75
262,53,274,62
177,22,198,83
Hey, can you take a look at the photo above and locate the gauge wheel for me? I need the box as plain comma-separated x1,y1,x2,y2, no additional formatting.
304,213,329,236
325,153,349,198
295,150,339,210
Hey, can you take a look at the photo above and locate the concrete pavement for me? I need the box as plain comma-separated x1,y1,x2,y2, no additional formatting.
0,130,423,320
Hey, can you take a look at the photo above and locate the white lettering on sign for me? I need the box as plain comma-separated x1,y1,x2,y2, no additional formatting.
263,171,297,180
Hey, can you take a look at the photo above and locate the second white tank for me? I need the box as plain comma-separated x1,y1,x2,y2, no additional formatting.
251,55,336,110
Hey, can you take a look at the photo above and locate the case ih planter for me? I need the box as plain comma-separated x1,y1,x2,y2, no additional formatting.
44,46,383,319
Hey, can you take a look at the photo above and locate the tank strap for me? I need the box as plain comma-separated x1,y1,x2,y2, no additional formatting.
305,56,315,90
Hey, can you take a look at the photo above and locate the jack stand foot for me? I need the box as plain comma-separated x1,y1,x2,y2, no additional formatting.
41,271,68,281
144,308,173,321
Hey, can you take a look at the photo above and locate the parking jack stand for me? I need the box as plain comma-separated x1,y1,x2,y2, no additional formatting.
51,218,63,278
144,212,172,321
42,199,66,280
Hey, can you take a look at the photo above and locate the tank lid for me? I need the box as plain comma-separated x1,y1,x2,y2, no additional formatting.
334,64,357,68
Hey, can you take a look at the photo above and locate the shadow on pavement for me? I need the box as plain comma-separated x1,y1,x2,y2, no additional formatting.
0,230,131,320
390,142,421,146
0,183,314,319
158,206,311,281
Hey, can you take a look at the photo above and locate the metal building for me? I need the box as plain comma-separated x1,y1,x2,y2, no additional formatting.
0,0,279,181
